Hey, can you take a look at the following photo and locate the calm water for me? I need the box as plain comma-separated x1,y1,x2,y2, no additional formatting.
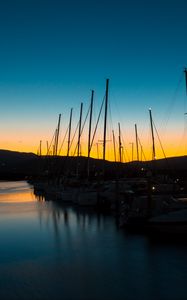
0,181,187,300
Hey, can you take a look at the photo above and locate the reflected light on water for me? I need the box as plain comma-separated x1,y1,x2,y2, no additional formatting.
0,181,36,203
0,191,36,203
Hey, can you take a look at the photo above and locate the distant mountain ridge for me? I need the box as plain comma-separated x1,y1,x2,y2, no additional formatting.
0,149,37,161
0,149,38,179
0,149,187,179
128,155,187,170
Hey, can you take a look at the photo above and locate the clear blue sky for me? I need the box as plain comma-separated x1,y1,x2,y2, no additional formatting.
0,0,187,158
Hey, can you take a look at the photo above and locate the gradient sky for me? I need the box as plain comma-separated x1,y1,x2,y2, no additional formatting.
0,0,187,161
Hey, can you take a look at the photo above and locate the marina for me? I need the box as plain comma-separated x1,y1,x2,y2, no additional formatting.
1,1,187,299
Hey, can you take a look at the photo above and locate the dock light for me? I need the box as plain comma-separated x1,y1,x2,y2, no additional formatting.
152,186,156,191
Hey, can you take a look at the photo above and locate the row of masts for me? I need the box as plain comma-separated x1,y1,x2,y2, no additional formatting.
37,68,187,162
36,81,154,163
37,79,142,162
37,79,110,161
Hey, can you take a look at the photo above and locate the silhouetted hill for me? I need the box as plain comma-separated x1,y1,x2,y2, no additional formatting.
154,156,187,170
0,149,187,180
0,150,38,179
126,156,187,179
0,149,36,163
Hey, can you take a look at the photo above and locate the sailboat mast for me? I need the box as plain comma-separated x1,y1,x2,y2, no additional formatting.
135,124,139,161
55,113,61,156
53,140,56,156
103,79,109,161
46,141,49,155
118,122,122,163
129,142,134,161
39,140,42,156
87,90,94,178
149,108,156,160
77,102,83,157
67,108,73,157
96,143,99,159
112,130,116,162
88,90,94,158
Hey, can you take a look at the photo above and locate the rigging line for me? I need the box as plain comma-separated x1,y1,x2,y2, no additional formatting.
175,120,187,156
138,137,147,161
108,99,114,131
90,95,105,151
160,72,183,134
80,104,90,136
46,130,56,155
121,134,130,163
58,125,69,156
72,120,84,157
153,120,174,175
106,101,114,159
72,142,78,157
153,120,167,160
41,130,57,174
36,144,40,156
71,105,91,157
120,130,130,162
124,145,130,163
69,121,79,153
92,92,97,131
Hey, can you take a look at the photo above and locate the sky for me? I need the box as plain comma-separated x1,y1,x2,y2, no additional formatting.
0,0,187,161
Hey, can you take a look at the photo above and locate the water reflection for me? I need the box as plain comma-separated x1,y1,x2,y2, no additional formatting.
0,181,187,300
35,194,113,252
0,180,35,203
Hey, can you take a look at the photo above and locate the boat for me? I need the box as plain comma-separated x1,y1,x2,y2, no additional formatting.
118,84,187,234
118,187,187,234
